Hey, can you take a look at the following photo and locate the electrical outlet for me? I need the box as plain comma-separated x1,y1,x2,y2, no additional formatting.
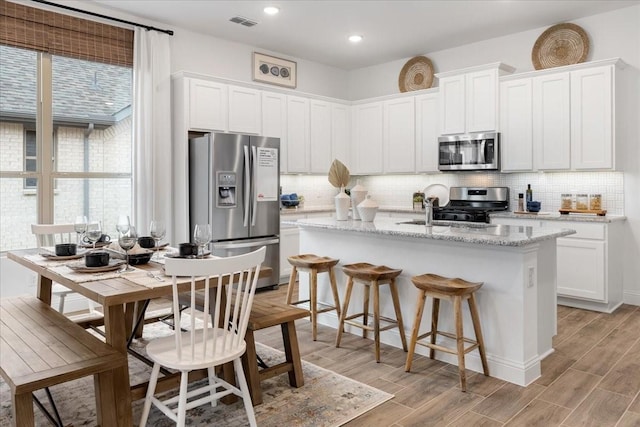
528,267,535,288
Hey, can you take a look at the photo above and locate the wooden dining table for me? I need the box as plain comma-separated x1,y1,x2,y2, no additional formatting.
7,248,272,426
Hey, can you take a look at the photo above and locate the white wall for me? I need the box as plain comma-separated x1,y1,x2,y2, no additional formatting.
170,29,349,99
348,5,640,100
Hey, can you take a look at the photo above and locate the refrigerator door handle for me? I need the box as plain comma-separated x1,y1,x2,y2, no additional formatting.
243,145,250,227
251,145,258,227
213,238,279,249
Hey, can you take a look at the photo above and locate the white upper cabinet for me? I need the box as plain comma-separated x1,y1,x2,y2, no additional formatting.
466,69,500,133
188,79,228,131
228,85,261,134
533,72,571,170
439,74,466,135
570,65,613,169
500,78,533,171
352,102,384,174
415,92,439,172
384,97,415,173
331,103,351,168
437,63,514,135
261,92,287,172
309,100,332,173
286,96,310,173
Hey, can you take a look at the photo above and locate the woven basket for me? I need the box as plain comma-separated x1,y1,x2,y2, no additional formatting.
532,23,589,70
398,56,434,92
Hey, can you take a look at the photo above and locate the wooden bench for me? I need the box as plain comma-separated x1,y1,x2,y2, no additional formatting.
0,296,127,427
241,299,308,405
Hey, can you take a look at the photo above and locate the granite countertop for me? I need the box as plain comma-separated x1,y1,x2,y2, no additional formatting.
280,206,423,216
286,217,576,247
490,212,626,223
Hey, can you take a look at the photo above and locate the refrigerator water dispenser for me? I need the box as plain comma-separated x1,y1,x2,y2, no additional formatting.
216,172,236,208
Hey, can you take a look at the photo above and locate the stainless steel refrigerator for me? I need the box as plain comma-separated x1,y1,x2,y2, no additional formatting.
189,133,280,289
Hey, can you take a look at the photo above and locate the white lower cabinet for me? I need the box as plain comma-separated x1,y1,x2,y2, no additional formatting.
490,217,623,313
280,226,300,283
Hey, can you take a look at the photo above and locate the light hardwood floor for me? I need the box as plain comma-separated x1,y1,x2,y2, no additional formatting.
253,283,640,427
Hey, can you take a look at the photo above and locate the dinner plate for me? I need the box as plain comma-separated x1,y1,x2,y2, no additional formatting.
165,251,211,259
423,184,450,207
67,259,126,273
149,242,170,251
40,252,86,261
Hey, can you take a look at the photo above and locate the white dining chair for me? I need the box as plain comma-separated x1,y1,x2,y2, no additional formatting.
139,246,265,427
31,223,102,320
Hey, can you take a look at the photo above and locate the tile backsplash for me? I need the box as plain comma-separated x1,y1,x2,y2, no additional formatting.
281,172,625,215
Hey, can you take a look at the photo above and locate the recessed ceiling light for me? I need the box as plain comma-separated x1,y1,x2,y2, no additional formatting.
263,6,280,15
348,35,363,43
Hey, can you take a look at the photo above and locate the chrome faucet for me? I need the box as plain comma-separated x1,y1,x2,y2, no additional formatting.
424,198,433,227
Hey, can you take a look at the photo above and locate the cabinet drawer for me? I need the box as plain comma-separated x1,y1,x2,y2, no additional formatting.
560,222,605,240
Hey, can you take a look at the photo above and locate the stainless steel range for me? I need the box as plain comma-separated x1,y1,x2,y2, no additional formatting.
433,187,509,223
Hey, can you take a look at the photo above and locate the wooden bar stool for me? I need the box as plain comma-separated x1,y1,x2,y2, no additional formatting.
405,273,489,392
335,263,407,362
286,254,341,341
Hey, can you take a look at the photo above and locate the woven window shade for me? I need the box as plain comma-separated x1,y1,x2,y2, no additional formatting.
0,0,133,67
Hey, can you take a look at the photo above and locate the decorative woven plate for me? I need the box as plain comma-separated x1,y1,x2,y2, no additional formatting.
399,56,434,92
532,23,589,70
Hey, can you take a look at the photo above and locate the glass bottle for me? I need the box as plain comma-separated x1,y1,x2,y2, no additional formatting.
561,194,573,210
576,194,589,210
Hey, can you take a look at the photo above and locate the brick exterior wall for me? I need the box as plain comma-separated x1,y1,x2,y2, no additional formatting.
0,117,132,251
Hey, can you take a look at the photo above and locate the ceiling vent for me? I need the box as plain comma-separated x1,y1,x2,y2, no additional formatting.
229,16,258,27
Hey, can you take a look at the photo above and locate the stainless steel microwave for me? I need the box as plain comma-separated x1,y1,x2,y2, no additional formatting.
438,132,500,171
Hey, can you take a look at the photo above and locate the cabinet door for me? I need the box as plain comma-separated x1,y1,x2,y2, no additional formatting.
439,75,466,135
331,103,350,167
557,238,606,301
352,102,383,174
415,93,439,172
309,100,332,173
228,85,261,134
466,69,498,133
500,78,533,171
286,96,310,173
188,79,228,131
533,73,570,170
571,65,613,169
384,97,415,173
279,226,300,280
261,92,288,172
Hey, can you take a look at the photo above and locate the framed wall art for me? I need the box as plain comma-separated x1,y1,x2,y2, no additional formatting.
252,52,297,88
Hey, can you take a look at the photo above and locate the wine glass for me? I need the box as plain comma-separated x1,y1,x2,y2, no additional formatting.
116,215,131,234
74,215,88,244
149,220,166,262
118,226,137,272
193,224,211,258
85,221,103,250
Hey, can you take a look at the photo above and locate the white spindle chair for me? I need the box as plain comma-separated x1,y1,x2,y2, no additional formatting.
139,246,266,427
30,223,102,320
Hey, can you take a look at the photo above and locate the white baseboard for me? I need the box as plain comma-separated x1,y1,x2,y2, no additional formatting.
623,290,640,306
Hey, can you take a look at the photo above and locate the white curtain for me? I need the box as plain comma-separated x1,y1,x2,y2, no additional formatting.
132,28,172,239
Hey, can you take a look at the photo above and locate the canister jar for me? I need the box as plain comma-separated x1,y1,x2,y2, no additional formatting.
576,194,589,210
561,194,573,209
589,194,602,210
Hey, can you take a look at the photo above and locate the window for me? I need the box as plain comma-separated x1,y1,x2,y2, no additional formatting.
0,3,134,252
24,129,36,189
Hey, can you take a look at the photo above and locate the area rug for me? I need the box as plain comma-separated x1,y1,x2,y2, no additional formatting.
0,322,393,426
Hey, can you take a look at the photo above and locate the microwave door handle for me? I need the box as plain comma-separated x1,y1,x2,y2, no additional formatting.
243,145,250,227
479,139,486,164
251,146,258,227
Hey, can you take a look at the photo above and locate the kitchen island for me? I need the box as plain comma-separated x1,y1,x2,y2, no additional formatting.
287,216,576,386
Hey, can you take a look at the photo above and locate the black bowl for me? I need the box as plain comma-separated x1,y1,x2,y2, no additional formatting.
85,251,110,267
127,252,153,265
179,243,198,257
55,243,77,256
138,236,156,249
